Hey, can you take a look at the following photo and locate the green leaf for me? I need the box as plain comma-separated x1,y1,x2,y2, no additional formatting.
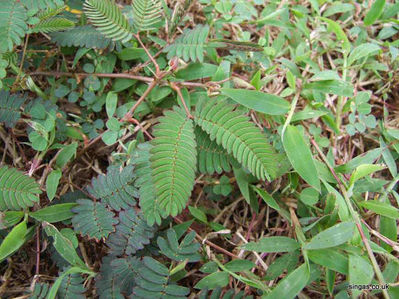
50,25,113,49
252,186,280,211
29,17,75,34
132,0,163,32
364,0,386,26
56,143,78,167
107,209,155,256
47,266,94,299
46,169,61,201
164,25,209,62
117,47,146,60
242,236,300,253
102,130,118,145
283,125,320,191
319,17,350,53
0,220,27,262
195,98,280,180
299,187,319,206
133,256,189,297
0,1,28,52
358,200,399,219
0,211,24,229
175,63,218,80
157,229,201,262
221,88,290,115
263,263,309,299
0,166,41,211
307,248,349,274
150,107,196,217
44,222,87,268
348,43,381,66
304,80,353,97
30,203,77,223
72,199,118,240
105,91,118,118
29,131,48,151
264,251,300,280
188,206,207,223
83,0,133,42
303,221,355,250
349,164,385,187
348,254,374,298
224,259,255,272
194,271,229,290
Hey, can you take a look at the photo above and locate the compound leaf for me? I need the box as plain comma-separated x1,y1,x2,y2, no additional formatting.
194,99,279,181
72,199,117,240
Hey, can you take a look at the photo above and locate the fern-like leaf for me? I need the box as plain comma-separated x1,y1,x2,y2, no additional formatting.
133,143,165,225
196,126,232,174
29,18,75,34
0,1,28,52
194,99,279,181
164,25,209,62
131,256,189,298
72,199,117,240
96,256,139,298
108,209,155,256
0,166,41,211
28,282,50,299
132,0,163,32
150,107,197,217
21,0,64,12
87,165,137,211
58,271,87,299
83,0,133,42
0,91,26,128
157,229,201,262
36,5,66,21
50,25,113,49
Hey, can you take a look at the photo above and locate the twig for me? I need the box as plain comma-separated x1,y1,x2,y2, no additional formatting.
125,117,153,140
14,34,30,87
122,79,158,121
35,227,40,276
173,216,239,259
29,71,153,83
170,82,193,119
134,33,160,75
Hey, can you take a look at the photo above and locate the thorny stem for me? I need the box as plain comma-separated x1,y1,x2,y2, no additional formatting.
310,138,390,299
29,71,153,83
29,71,230,89
122,79,158,121
170,82,193,119
125,117,153,140
134,33,160,76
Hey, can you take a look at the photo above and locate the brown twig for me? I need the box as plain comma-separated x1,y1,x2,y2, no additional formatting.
173,216,239,259
122,79,158,121
170,82,193,119
134,33,160,76
29,71,153,83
